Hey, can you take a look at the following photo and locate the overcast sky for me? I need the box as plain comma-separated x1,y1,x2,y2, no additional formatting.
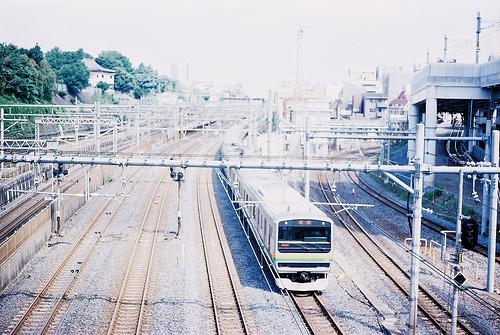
1,0,500,95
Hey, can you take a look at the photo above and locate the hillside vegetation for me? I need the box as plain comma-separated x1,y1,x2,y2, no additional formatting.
0,43,176,105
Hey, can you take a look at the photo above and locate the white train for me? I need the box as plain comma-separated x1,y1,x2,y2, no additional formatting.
226,167,333,292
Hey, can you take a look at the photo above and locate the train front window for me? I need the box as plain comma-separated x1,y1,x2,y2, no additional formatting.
278,220,331,253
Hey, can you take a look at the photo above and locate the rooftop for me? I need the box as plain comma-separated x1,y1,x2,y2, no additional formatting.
412,59,500,92
82,58,115,73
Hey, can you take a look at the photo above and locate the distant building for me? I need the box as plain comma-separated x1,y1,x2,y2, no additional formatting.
83,58,115,89
377,66,413,101
387,90,409,130
361,93,387,118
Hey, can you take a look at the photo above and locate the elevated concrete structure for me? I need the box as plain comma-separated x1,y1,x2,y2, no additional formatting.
409,60,500,185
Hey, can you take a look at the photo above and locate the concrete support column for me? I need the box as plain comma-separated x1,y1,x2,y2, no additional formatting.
467,100,474,152
424,97,437,186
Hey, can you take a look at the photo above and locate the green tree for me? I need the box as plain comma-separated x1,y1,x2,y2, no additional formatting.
114,67,135,93
96,81,110,94
156,75,175,93
96,51,135,93
0,43,56,103
26,44,44,64
95,50,133,72
46,47,89,96
133,63,158,99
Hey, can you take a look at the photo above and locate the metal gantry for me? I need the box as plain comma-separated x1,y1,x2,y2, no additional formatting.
1,97,499,335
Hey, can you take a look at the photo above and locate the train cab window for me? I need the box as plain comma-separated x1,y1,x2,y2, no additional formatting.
277,220,331,253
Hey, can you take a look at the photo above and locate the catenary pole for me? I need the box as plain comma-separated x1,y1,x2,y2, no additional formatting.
450,169,464,335
409,123,425,334
443,34,448,62
267,90,272,159
95,102,101,154
481,120,491,235
304,116,311,200
486,130,499,292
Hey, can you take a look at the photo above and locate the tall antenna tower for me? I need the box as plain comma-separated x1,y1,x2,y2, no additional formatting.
294,27,304,98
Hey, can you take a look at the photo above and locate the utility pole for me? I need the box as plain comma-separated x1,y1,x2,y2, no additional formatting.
249,97,256,154
409,123,425,334
475,11,481,64
95,102,101,154
267,90,272,160
304,116,310,200
450,169,464,335
56,173,62,235
386,112,392,164
113,119,118,155
294,27,304,97
84,166,90,202
443,34,448,62
136,111,140,153
486,130,499,292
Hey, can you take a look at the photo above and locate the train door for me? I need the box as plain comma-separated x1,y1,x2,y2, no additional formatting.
267,220,272,249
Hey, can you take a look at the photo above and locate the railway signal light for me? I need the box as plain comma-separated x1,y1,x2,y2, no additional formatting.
461,218,478,249
169,167,184,181
52,164,68,178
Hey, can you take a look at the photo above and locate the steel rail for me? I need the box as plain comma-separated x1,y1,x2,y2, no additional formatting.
290,293,344,335
346,171,500,264
318,172,480,335
106,174,170,335
196,163,249,334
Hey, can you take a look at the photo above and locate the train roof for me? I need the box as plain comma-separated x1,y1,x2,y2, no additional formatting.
238,169,332,223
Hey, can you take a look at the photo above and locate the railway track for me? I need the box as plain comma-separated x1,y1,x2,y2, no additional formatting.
318,171,481,335
106,138,207,334
197,168,249,334
3,134,201,334
4,167,143,335
106,175,171,335
346,170,500,264
290,293,344,335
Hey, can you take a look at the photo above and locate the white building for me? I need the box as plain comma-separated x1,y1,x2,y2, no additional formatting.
83,58,115,89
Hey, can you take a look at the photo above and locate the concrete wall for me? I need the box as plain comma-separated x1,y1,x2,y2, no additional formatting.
0,206,51,291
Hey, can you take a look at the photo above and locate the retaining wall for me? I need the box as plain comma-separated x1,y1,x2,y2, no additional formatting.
0,165,116,292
